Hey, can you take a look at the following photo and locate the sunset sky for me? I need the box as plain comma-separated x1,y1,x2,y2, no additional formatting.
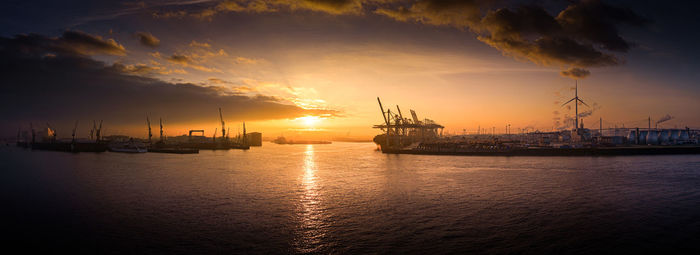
2,0,699,139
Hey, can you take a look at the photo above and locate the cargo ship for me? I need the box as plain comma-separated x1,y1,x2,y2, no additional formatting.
18,121,108,153
272,136,331,145
372,96,700,156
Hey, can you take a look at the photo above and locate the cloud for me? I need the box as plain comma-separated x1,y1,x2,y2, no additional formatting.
0,33,341,134
189,40,211,48
560,67,590,79
377,0,648,77
375,0,485,28
148,1,647,77
135,32,160,47
153,0,370,19
0,30,126,57
161,53,222,72
111,62,187,75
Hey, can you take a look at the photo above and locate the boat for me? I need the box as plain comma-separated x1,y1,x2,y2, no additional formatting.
145,117,199,154
372,97,700,156
108,139,147,153
272,136,331,145
147,147,199,154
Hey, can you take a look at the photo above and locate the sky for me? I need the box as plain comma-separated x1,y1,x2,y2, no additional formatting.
1,0,699,140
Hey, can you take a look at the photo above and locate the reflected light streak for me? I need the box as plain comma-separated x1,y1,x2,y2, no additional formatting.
294,144,326,253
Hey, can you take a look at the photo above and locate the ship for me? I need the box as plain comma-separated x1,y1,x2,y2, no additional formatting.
272,136,332,145
145,117,199,154
108,139,147,153
372,96,700,156
19,121,108,153
177,108,250,150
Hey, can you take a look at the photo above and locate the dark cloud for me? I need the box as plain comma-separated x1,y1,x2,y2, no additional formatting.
556,0,649,52
167,54,191,64
164,53,220,72
149,1,645,78
135,32,160,47
153,0,370,19
376,0,486,28
377,0,648,77
560,67,590,79
0,33,340,135
0,30,126,57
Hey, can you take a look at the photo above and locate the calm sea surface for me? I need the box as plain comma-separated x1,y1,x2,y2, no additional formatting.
2,142,700,254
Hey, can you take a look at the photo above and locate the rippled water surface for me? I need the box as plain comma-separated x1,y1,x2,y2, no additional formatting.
2,143,700,253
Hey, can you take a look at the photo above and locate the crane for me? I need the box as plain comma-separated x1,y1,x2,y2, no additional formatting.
146,116,152,143
159,118,164,142
219,108,226,140
72,120,78,143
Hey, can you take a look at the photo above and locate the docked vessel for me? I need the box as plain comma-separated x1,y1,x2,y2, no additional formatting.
19,121,108,152
372,96,700,156
145,117,199,154
272,136,331,145
108,139,147,153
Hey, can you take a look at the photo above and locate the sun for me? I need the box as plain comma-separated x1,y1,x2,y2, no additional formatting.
296,115,321,127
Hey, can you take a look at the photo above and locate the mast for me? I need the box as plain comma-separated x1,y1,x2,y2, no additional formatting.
96,120,102,142
575,80,578,130
72,120,78,143
147,116,152,144
159,118,164,142
243,122,247,143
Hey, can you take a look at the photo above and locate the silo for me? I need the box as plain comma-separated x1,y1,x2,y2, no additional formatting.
627,130,637,144
659,129,671,144
670,129,680,143
639,131,648,144
646,130,659,144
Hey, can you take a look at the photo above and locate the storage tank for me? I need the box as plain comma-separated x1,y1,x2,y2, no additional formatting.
639,131,648,144
670,129,680,143
646,130,659,145
659,129,671,144
627,130,637,144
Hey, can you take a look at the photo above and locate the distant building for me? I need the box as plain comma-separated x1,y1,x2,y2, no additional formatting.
247,132,262,146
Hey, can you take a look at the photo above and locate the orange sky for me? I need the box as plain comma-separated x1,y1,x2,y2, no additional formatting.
2,1,699,140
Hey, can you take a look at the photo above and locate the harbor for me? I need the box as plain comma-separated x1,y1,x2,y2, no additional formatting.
372,85,700,156
14,108,263,154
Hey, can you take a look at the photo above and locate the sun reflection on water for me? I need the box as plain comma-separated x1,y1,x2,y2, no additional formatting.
294,144,326,253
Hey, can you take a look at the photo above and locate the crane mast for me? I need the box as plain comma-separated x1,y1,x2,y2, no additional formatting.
159,118,164,142
219,108,226,140
146,116,152,143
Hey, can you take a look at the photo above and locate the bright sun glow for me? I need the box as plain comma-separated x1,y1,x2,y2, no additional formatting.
296,116,321,127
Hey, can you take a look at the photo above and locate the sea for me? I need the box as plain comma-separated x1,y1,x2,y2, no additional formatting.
2,142,699,254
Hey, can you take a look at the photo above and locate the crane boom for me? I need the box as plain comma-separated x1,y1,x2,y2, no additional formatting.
219,108,226,140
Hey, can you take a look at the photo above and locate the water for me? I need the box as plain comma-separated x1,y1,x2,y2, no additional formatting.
2,143,700,254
